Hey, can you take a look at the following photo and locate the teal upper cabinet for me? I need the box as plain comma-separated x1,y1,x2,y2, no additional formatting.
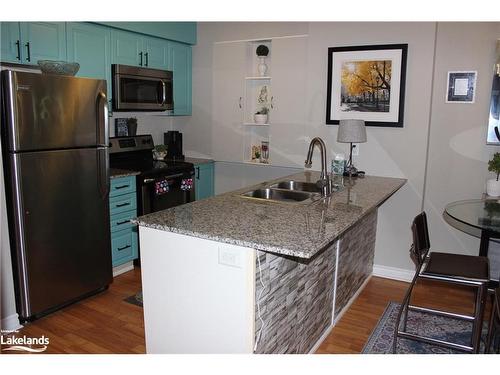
111,29,143,67
96,22,196,45
144,37,169,70
66,23,111,97
1,22,21,63
1,22,66,64
19,22,66,64
169,42,192,116
111,30,169,70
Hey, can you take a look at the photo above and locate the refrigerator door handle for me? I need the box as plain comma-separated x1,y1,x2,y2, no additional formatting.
96,92,109,146
97,148,110,200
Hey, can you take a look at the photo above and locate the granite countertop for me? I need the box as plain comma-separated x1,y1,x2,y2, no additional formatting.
184,157,214,165
110,168,141,179
134,171,406,259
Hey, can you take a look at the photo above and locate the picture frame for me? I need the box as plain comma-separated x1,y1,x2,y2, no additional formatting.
446,71,477,104
326,44,408,127
115,118,129,137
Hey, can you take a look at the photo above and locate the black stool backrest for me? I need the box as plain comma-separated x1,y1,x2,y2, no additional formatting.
411,212,431,266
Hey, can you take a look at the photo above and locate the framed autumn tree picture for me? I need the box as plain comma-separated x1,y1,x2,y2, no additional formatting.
326,44,408,127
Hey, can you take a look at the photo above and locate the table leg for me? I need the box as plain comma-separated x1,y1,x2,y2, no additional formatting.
479,230,500,289
479,230,491,257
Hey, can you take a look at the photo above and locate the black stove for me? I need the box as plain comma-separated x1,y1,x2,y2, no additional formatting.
109,135,195,216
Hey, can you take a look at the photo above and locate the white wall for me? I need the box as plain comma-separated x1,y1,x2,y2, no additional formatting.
424,23,500,256
304,22,436,271
109,111,176,144
176,22,500,273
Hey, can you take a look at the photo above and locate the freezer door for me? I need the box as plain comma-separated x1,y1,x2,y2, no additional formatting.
7,147,111,320
2,70,108,152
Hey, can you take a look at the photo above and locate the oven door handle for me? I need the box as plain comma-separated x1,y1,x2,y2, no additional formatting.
143,173,184,184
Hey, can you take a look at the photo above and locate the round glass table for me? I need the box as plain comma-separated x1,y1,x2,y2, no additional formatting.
445,199,500,240
445,198,500,285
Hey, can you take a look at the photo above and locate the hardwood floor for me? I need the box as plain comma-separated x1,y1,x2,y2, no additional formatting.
3,270,488,354
316,276,481,353
6,268,145,354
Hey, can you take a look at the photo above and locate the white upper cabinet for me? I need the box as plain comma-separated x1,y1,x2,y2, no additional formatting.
269,36,308,167
212,42,247,162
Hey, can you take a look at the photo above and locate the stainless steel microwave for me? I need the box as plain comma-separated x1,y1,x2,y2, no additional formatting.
112,64,173,111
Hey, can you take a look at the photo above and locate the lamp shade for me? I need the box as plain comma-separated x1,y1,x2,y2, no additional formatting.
337,119,367,143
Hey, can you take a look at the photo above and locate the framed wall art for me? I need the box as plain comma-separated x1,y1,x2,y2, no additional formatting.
446,71,477,104
326,43,408,127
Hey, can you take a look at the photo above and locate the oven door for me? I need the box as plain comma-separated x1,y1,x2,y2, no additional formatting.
140,172,194,215
113,74,173,111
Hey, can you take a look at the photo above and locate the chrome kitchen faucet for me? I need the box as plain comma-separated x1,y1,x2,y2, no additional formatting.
305,137,332,197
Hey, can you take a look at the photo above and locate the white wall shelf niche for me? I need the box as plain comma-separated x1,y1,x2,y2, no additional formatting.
243,39,273,166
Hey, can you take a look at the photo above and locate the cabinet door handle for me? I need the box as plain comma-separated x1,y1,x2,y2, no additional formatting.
116,202,130,208
116,220,130,225
270,96,274,109
114,185,130,190
117,245,131,251
196,166,200,179
145,52,149,67
238,97,242,109
25,42,31,62
15,40,20,60
139,52,143,66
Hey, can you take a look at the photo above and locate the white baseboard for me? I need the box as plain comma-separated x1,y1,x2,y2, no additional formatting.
1,313,22,332
372,264,413,282
308,320,335,354
112,261,134,277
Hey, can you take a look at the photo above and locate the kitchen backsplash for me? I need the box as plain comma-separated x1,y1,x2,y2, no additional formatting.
109,112,175,145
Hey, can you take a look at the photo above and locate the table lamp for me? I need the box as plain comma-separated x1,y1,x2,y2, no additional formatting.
337,119,367,177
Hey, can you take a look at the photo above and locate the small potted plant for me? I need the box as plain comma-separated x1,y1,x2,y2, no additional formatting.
254,107,269,125
487,152,500,196
256,44,269,77
153,144,168,160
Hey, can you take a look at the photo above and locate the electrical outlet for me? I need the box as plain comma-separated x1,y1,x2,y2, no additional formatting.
352,143,360,156
218,246,243,268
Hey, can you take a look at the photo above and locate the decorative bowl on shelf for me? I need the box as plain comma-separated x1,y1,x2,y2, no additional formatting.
37,60,80,76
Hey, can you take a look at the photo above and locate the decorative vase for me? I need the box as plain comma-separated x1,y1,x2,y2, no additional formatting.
254,114,268,125
486,179,500,196
257,57,267,77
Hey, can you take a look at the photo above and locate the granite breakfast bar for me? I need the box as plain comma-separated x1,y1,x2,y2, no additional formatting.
135,171,406,353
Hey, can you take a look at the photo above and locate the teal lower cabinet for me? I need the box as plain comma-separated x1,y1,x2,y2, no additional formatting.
110,176,138,269
195,162,214,201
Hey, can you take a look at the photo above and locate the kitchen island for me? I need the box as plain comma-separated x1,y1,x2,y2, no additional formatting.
135,171,406,353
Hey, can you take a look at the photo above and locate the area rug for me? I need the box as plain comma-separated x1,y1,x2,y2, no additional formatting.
124,291,143,307
362,301,492,354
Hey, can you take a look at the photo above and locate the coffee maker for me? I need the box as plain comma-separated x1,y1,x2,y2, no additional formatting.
164,131,184,160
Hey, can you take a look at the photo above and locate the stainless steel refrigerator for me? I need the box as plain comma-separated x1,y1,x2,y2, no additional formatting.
1,69,112,322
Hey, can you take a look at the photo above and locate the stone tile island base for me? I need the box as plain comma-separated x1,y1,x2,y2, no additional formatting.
139,210,377,354
254,210,376,354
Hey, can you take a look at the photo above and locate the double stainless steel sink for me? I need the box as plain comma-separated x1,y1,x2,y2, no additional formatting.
240,180,341,204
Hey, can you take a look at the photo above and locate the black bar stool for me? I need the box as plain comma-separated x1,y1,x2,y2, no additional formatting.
392,212,490,353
